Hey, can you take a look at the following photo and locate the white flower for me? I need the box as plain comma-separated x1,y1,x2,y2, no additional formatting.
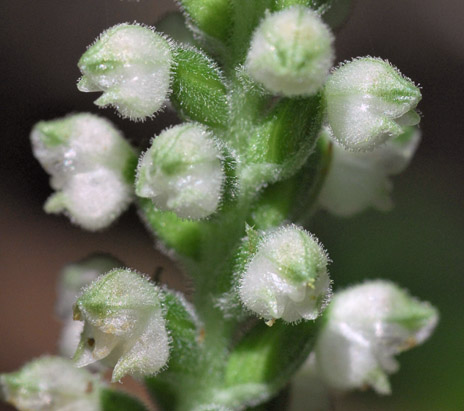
136,123,225,220
0,356,102,411
314,280,438,394
73,269,169,382
238,225,331,323
325,57,421,151
31,113,136,230
56,254,123,358
318,126,421,216
78,24,172,121
245,6,334,97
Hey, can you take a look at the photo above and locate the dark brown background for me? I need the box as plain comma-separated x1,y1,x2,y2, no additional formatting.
1,1,463,410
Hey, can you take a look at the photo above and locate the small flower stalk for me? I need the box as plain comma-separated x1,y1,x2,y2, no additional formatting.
31,113,136,230
238,225,331,323
314,280,438,394
0,357,102,411
78,23,173,121
245,6,334,97
136,123,225,220
73,269,169,382
324,57,422,151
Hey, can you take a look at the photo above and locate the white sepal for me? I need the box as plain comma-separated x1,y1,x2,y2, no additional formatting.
78,23,172,121
238,225,331,323
325,57,421,151
0,356,102,411
136,123,225,220
315,280,438,394
318,126,421,216
245,6,334,97
73,269,169,382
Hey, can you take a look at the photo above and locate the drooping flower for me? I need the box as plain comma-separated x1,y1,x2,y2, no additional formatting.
73,269,169,382
325,57,421,151
314,280,438,394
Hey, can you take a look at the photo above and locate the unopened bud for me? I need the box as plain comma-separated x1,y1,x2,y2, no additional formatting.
78,24,172,121
245,6,334,97
238,225,331,323
325,57,421,151
0,356,102,411
318,126,421,216
315,280,438,394
73,269,169,382
136,123,225,220
31,114,136,230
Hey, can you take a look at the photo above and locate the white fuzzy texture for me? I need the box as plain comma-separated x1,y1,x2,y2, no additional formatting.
325,57,421,151
136,123,224,219
0,356,102,411
73,269,169,382
245,7,334,96
239,226,331,323
31,113,135,231
56,254,123,358
315,281,438,394
78,24,172,120
318,127,421,216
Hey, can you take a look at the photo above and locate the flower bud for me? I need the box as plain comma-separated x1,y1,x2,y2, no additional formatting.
238,225,331,323
73,269,169,382
315,280,438,394
318,126,421,216
31,113,136,230
325,57,421,151
136,123,225,220
56,254,123,358
245,6,334,97
0,356,102,411
78,24,172,121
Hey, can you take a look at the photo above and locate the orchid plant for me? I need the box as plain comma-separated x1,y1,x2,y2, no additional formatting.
1,1,438,410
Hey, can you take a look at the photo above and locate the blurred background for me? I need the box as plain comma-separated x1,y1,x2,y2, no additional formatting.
0,1,463,410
